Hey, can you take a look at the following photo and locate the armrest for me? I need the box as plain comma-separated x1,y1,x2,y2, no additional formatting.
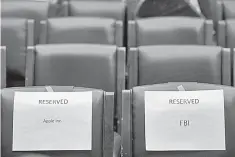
113,132,121,157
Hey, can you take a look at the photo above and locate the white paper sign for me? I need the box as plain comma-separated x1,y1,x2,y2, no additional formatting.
145,90,226,151
13,92,92,151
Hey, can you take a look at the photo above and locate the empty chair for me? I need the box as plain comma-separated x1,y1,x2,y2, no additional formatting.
122,82,235,157
26,44,125,91
1,18,34,87
25,44,125,126
1,86,118,157
218,19,235,48
40,17,123,46
68,1,126,21
66,1,126,47
128,45,231,88
1,0,63,43
128,17,214,47
1,47,7,89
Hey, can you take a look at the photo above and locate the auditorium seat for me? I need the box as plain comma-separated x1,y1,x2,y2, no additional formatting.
25,44,125,125
1,86,118,157
128,17,214,47
216,0,235,21
40,17,123,46
1,0,63,43
128,45,231,88
68,1,126,21
217,19,235,48
1,18,34,87
1,47,7,89
121,82,235,157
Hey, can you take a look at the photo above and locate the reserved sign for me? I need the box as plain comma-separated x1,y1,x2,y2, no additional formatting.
13,92,92,151
145,90,226,151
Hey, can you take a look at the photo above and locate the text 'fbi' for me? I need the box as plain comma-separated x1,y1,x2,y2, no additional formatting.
180,120,190,127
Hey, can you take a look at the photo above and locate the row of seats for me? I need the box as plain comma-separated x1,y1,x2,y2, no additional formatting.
1,17,123,45
4,0,235,21
4,16,235,56
1,0,125,89
2,0,235,133
2,0,126,20
1,82,235,157
0,16,210,84
3,0,235,50
3,0,235,46
1,0,126,43
1,16,123,82
3,16,218,47
128,16,235,48
3,0,235,27
3,44,235,87
1,44,235,130
1,2,235,156
3,16,235,80
2,44,235,88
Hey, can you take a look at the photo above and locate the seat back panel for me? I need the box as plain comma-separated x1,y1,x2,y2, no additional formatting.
136,17,205,46
1,87,104,157
131,83,235,157
34,44,117,92
137,46,222,86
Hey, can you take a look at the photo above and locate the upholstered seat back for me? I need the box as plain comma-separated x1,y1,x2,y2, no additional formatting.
1,18,33,77
122,82,235,157
1,86,114,157
128,45,231,88
128,17,214,47
40,17,123,46
2,0,56,43
69,1,125,21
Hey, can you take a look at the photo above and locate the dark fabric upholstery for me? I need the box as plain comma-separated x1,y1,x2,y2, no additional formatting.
1,86,104,157
136,17,205,46
131,82,235,157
